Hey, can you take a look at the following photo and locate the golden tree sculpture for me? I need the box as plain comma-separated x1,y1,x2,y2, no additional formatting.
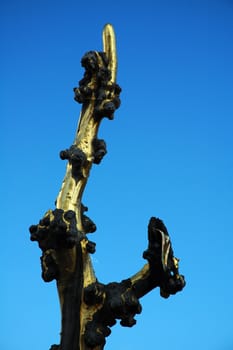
30,24,185,350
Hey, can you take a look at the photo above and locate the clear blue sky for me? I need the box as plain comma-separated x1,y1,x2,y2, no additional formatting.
1,1,233,349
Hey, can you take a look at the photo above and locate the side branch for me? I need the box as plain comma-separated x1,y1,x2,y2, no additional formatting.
83,218,185,349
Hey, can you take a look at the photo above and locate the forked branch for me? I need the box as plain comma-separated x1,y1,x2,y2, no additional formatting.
29,24,185,350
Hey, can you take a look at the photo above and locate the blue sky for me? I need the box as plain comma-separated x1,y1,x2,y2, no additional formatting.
1,0,233,349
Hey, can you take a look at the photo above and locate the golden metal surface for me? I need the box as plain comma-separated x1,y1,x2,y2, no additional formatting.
103,23,117,83
54,24,118,349
130,264,150,285
30,24,185,350
56,24,117,217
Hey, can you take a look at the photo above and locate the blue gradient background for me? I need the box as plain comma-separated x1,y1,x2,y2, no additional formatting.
1,1,233,349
